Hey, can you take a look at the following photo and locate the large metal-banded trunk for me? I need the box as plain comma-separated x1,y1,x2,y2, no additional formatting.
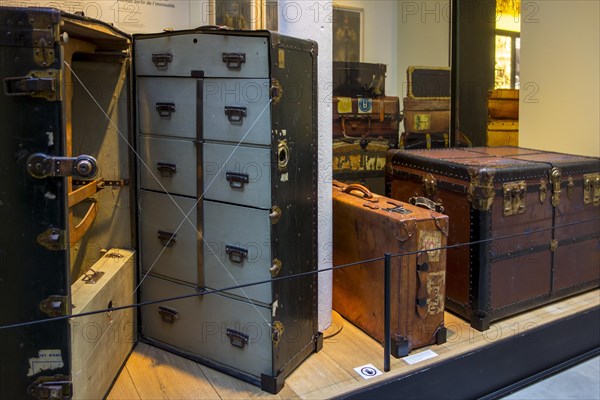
332,181,448,357
134,29,320,393
386,147,600,331
0,7,135,399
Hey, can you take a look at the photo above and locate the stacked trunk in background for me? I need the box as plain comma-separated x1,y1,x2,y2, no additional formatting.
401,66,453,149
332,62,400,194
386,147,600,331
486,89,519,146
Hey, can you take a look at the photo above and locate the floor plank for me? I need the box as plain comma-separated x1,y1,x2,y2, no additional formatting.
125,343,220,399
196,363,298,400
108,290,600,400
106,366,141,400
285,351,355,399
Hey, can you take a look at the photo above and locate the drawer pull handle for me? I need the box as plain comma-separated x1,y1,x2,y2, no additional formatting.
157,230,177,247
222,52,246,69
226,328,249,348
158,306,179,323
224,106,247,123
226,172,249,189
152,53,173,69
156,102,176,118
157,162,177,177
226,245,248,264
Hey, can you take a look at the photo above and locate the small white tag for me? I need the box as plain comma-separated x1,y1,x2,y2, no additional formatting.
354,364,383,380
546,305,567,315
402,349,439,365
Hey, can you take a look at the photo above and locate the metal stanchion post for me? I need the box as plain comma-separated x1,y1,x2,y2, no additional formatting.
384,252,391,372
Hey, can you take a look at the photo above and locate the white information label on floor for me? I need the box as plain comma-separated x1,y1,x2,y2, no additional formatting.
354,364,383,380
402,349,439,365
546,305,567,315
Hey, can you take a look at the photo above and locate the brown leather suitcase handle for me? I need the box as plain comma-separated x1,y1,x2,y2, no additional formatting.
343,183,374,199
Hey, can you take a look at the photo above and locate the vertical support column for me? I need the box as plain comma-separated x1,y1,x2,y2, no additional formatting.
279,0,333,331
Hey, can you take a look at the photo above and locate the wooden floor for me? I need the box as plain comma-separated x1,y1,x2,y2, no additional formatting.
108,290,600,399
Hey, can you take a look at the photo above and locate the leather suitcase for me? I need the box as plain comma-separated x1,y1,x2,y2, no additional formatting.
333,96,401,139
487,89,519,120
333,61,386,98
406,66,451,99
487,120,519,147
332,181,448,357
386,147,600,331
403,97,450,135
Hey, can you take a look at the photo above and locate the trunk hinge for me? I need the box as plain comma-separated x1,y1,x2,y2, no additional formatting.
539,178,548,203
28,375,72,400
270,259,283,278
550,167,562,207
37,228,66,251
566,176,575,199
550,239,559,253
468,169,495,211
583,173,600,206
39,295,70,317
271,79,283,105
272,321,285,347
3,70,61,101
503,181,527,216
422,173,437,197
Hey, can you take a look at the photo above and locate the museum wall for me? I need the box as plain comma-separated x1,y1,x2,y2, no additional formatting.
396,1,451,98
519,0,600,157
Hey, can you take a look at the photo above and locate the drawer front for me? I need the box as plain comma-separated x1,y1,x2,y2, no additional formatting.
203,79,271,145
139,136,198,198
141,275,273,379
138,77,198,139
204,200,272,304
135,34,269,78
139,190,199,284
203,143,272,209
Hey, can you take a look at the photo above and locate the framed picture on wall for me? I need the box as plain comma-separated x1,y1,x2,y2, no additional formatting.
333,6,363,62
